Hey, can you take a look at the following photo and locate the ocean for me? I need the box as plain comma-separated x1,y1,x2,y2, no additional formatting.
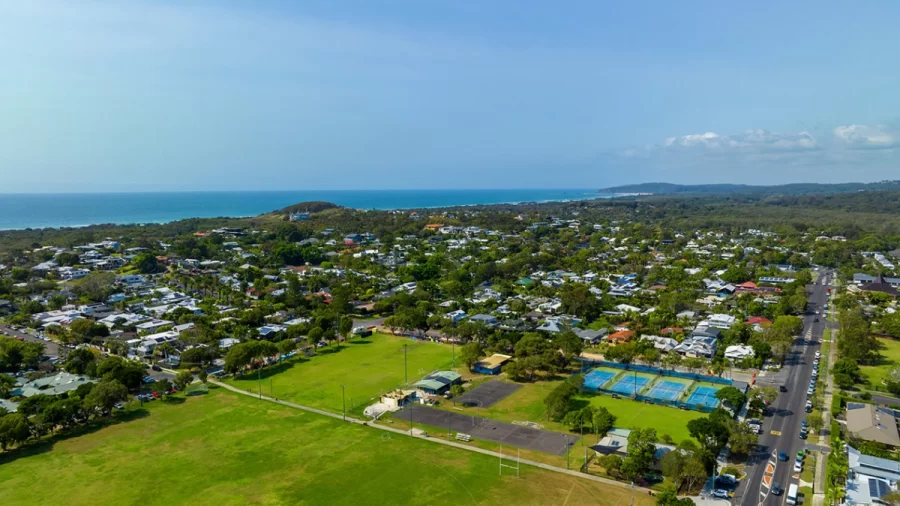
0,189,611,230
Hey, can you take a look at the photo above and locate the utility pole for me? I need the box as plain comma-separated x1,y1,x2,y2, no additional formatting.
257,366,262,400
341,384,346,421
566,436,570,469
452,342,455,369
403,343,408,386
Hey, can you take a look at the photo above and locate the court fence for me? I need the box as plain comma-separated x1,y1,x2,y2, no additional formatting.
577,358,733,385
576,359,727,413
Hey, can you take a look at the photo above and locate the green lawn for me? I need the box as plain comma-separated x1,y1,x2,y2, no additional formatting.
227,333,454,415
0,387,656,506
442,377,704,444
860,337,900,388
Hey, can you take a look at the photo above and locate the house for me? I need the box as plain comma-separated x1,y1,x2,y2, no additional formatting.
704,313,737,330
608,330,634,345
575,328,608,346
473,354,512,375
674,335,717,358
690,327,723,340
641,335,678,353
414,371,462,395
846,403,900,447
10,372,96,398
446,310,468,323
469,314,500,327
536,320,563,333
860,275,900,298
846,445,900,506
0,299,13,315
724,345,755,361
592,427,675,471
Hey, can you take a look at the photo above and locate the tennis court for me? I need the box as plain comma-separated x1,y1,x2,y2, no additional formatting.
584,369,617,390
646,380,687,401
686,385,721,408
609,375,650,396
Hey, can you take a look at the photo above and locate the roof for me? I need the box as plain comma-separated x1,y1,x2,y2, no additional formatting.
846,403,900,446
475,354,512,369
862,275,900,297
10,372,97,398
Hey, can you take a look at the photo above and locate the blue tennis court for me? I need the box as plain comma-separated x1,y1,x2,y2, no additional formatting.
646,380,687,401
686,385,721,408
609,375,650,396
584,369,616,390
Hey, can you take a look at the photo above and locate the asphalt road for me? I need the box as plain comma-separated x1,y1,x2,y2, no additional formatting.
0,323,63,358
735,269,832,506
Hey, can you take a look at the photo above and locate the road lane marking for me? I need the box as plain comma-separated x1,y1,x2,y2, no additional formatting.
770,430,781,436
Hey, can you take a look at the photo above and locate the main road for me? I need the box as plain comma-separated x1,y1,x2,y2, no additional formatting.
735,268,832,506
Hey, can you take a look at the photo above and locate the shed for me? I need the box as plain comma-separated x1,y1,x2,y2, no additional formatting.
474,354,512,375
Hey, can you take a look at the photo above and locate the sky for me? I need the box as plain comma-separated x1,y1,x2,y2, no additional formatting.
1,0,899,193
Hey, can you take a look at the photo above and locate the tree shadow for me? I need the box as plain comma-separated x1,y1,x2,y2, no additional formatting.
0,408,150,466
162,396,185,405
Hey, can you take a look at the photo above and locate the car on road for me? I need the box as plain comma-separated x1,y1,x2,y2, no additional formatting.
151,364,162,371
771,482,783,495
799,430,808,439
801,419,808,429
713,490,730,499
797,450,805,460
780,385,788,392
794,461,803,472
779,451,789,461
807,388,814,396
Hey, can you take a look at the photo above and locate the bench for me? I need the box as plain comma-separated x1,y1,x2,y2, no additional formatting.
456,433,471,442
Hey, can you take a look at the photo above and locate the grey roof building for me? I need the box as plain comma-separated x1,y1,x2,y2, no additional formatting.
847,403,900,447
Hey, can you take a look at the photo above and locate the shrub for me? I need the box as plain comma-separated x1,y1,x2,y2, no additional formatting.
721,466,740,478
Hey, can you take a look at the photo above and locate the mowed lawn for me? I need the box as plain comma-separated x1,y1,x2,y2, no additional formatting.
450,378,703,444
861,337,900,388
227,333,454,414
0,388,655,506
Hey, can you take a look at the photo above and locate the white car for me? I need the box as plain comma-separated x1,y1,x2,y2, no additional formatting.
815,351,821,358
713,489,730,499
794,461,803,472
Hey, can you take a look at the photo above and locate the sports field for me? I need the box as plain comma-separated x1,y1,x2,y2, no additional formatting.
0,388,655,506
226,333,454,414
445,378,704,443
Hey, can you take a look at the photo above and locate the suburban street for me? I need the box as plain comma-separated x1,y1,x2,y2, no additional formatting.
735,269,832,506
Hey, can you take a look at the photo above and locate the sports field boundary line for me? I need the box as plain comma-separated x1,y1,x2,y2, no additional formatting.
207,378,654,494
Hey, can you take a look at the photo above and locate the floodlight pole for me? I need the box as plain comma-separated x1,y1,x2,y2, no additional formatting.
404,344,408,386
566,436,570,469
341,384,346,421
257,366,262,400
452,342,455,368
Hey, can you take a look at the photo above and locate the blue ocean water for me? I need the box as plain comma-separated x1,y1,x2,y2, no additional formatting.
0,189,610,230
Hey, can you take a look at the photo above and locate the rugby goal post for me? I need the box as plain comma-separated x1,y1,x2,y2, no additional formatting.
499,445,520,478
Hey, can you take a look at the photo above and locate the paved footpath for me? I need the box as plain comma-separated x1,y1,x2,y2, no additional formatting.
812,329,837,506
209,379,655,494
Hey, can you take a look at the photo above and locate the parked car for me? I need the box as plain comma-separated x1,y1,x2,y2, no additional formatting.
151,364,162,372
717,474,738,485
780,385,788,393
799,430,808,439
713,490,730,499
793,461,803,472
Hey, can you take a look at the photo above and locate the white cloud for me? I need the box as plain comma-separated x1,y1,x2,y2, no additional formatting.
833,124,898,149
659,129,818,153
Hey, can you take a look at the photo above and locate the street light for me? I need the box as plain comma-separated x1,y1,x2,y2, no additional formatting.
341,384,346,421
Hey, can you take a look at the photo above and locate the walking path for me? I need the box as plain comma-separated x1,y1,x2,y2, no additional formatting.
209,379,655,494
812,328,837,506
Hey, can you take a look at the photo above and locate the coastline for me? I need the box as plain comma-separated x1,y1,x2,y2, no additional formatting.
0,189,620,231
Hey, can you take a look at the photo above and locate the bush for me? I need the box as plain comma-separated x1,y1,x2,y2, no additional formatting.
860,391,872,401
720,466,740,478
661,433,674,445
831,395,843,418
830,420,842,445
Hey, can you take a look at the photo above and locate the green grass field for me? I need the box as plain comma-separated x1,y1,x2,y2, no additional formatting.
0,388,656,506
227,333,454,414
860,337,900,388
443,377,704,444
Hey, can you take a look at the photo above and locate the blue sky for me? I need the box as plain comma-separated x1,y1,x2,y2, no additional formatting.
1,1,899,192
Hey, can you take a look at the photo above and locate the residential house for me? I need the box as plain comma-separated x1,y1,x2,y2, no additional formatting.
724,345,755,361
608,330,634,345
641,335,678,353
846,446,900,506
592,428,675,472
846,403,900,447
575,328,608,346
469,314,500,327
674,335,717,358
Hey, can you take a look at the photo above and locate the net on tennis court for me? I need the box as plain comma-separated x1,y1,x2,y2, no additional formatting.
584,369,616,391
646,380,686,401
686,385,721,408
609,376,650,396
